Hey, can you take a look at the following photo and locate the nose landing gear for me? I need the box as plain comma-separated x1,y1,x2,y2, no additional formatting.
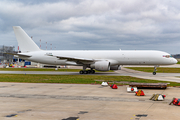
153,66,158,75
153,72,156,75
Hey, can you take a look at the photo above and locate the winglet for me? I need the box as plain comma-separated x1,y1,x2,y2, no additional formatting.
13,26,41,53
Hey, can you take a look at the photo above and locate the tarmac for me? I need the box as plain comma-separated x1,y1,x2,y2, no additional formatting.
0,82,180,120
0,65,180,120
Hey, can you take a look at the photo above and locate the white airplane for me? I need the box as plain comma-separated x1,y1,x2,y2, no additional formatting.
12,26,177,75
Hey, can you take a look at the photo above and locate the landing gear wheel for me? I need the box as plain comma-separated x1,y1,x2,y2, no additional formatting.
84,71,88,74
92,70,95,74
153,72,156,75
87,70,92,74
79,70,84,74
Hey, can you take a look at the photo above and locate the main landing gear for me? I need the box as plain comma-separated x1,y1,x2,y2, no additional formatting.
79,70,95,74
79,65,95,74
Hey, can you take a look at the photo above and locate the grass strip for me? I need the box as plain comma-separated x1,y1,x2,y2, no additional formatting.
125,67,180,73
0,74,180,86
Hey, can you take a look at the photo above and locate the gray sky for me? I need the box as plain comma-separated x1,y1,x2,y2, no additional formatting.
0,0,180,54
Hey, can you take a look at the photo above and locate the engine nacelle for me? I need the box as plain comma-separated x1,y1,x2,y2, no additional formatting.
90,61,110,71
110,65,121,70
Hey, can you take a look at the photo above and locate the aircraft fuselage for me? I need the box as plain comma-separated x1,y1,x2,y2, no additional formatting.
18,50,177,66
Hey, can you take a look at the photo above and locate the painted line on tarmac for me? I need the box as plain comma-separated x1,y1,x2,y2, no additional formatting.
0,93,150,102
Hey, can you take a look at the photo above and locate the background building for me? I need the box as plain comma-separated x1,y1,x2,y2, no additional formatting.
0,45,15,63
172,54,180,61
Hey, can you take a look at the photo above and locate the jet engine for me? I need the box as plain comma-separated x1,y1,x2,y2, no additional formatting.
90,61,110,71
110,65,121,70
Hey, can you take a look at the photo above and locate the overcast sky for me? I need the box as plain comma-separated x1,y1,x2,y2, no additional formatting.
0,0,180,54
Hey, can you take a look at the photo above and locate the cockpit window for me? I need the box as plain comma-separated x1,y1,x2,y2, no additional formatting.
163,55,172,58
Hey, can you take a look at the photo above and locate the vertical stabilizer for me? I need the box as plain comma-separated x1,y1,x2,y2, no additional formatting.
13,26,41,53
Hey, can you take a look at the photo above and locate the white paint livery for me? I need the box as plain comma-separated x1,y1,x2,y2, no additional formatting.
12,26,177,74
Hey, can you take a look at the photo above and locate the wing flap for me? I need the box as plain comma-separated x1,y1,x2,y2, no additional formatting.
47,54,95,64
57,56,94,62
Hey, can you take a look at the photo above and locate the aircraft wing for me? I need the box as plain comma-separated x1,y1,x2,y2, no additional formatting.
47,54,95,64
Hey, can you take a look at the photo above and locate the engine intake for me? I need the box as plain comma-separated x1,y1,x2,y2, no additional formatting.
110,65,121,70
90,61,110,71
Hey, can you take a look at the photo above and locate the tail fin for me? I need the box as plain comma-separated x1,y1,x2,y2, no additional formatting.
13,26,41,53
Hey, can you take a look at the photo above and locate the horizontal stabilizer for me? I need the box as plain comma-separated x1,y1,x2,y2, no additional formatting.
6,53,31,57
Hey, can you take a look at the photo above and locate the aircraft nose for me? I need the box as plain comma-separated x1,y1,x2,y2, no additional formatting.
172,58,178,64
